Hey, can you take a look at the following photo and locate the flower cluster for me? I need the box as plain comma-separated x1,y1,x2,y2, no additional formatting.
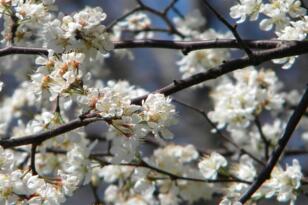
208,67,284,130
0,145,84,204
105,93,177,163
177,30,231,81
224,155,257,201
258,159,303,204
229,120,284,157
99,144,213,205
198,152,228,180
31,51,86,101
174,11,232,83
0,1,307,204
1,0,55,45
43,7,113,58
113,12,153,40
230,0,307,68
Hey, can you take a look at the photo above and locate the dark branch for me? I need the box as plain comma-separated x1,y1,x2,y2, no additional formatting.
0,116,109,148
114,39,281,52
254,117,270,160
0,46,49,57
131,41,308,105
0,39,283,58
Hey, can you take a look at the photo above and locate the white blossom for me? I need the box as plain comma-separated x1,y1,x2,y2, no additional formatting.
230,0,262,23
43,7,113,59
209,67,284,129
261,159,302,203
198,152,227,180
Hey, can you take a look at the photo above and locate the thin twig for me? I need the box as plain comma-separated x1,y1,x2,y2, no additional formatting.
239,85,308,204
163,0,179,15
90,182,102,205
106,6,142,31
0,116,111,148
0,39,282,58
134,0,185,38
0,39,284,58
254,117,270,160
201,0,254,61
173,99,265,166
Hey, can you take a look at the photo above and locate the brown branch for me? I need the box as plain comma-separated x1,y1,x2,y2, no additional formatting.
0,39,282,58
131,41,308,105
0,46,49,57
114,39,281,52
284,149,308,155
254,117,270,160
0,116,110,148
239,85,308,204
171,6,184,19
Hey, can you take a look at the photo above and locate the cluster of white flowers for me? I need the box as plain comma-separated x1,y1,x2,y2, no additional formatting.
0,81,38,135
230,0,307,68
30,48,178,165
0,145,85,204
0,1,307,204
174,10,232,83
99,144,214,205
226,119,284,159
230,0,306,32
31,51,86,101
105,93,177,163
1,0,55,45
257,159,303,204
208,67,284,130
113,12,153,40
198,152,228,180
173,10,206,38
224,155,257,201
219,199,242,205
177,30,231,81
43,7,113,58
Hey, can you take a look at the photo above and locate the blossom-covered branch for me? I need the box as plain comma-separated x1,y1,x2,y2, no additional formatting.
0,0,308,204
1,40,307,149
239,86,308,203
0,39,285,58
132,40,308,104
